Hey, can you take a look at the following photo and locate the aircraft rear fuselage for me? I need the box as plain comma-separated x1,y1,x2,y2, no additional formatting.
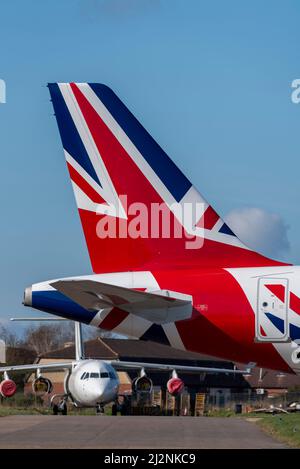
24,266,300,375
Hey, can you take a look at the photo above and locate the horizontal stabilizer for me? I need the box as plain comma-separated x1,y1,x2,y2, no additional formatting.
50,280,192,324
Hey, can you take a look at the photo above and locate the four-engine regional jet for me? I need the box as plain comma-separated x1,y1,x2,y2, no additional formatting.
21,83,300,376
0,320,247,410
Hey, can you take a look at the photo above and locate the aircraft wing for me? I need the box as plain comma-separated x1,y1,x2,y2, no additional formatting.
0,362,73,374
0,358,254,375
50,280,193,324
0,360,252,377
106,360,254,375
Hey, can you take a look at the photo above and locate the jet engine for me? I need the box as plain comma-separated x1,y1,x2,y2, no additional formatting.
32,376,53,396
167,371,184,396
131,371,153,407
134,375,153,393
0,378,17,398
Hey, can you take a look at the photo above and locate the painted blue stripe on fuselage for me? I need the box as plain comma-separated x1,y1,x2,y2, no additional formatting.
289,323,300,340
89,83,192,202
32,290,96,324
265,312,300,340
265,313,285,333
48,83,102,187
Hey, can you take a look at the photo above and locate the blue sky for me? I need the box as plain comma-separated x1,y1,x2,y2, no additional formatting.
0,0,299,322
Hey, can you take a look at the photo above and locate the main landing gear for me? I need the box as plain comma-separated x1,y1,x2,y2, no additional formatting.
51,394,68,415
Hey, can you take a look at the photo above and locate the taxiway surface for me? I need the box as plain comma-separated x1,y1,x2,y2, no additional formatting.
0,415,286,449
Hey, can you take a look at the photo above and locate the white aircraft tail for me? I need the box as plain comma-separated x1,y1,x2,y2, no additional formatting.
0,339,6,364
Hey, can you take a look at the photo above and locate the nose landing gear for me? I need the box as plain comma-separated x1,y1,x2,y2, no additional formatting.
96,403,105,415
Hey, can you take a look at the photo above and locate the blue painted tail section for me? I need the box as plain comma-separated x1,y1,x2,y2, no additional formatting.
89,83,192,201
48,83,101,187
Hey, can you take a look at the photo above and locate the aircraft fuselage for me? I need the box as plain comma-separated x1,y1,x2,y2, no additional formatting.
24,266,300,375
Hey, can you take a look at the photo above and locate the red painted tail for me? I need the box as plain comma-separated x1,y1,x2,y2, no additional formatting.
48,83,285,272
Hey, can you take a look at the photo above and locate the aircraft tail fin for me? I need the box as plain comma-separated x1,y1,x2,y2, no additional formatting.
48,83,284,272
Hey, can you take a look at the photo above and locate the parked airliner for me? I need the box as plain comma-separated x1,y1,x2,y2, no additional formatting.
0,321,245,412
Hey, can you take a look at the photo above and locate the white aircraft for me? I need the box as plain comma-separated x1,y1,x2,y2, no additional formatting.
0,320,251,414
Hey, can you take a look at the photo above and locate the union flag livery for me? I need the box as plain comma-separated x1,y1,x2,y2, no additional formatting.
23,83,300,376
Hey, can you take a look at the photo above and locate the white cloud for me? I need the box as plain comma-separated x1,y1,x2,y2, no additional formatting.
225,207,290,258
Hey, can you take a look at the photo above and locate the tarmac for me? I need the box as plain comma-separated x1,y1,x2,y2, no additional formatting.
0,415,287,448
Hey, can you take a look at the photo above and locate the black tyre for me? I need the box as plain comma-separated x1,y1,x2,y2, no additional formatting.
61,403,67,415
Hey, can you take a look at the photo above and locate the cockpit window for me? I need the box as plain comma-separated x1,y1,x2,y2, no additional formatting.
81,371,113,380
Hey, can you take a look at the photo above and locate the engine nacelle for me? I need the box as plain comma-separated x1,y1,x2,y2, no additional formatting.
167,376,184,396
133,375,153,393
0,379,17,398
32,377,53,396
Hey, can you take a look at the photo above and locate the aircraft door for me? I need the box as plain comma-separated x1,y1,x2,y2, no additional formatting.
256,277,290,342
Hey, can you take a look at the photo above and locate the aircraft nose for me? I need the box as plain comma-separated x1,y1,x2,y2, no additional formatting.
23,286,32,306
92,382,106,401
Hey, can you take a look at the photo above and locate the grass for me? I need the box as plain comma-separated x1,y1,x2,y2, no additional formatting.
203,408,300,447
0,393,50,416
206,409,236,418
0,392,113,417
0,406,112,417
252,413,300,448
0,407,51,417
